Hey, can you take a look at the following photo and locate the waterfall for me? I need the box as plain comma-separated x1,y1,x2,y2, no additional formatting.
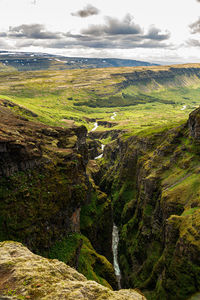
94,144,105,160
112,223,121,289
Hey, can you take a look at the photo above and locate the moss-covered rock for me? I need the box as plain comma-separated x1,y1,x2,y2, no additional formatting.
46,232,118,289
97,111,200,300
0,102,89,253
0,241,146,300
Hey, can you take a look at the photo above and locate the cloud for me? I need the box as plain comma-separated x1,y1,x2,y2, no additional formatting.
0,15,171,51
39,33,170,50
189,18,200,34
71,4,100,18
187,39,200,47
82,14,142,35
144,26,170,41
8,24,61,39
0,39,9,48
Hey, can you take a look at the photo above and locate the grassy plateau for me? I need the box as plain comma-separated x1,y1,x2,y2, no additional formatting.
0,63,199,137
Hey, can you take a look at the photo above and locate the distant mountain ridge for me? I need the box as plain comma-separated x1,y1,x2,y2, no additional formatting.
0,50,158,71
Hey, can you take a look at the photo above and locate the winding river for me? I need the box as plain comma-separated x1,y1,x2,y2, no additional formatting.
181,105,187,111
90,122,98,132
111,112,117,120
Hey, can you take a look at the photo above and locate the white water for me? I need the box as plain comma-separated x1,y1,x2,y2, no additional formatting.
111,112,117,120
94,144,105,160
181,105,187,111
112,223,121,289
90,122,98,132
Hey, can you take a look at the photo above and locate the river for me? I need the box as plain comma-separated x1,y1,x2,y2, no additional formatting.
111,112,117,120
90,122,98,132
112,223,121,289
94,144,105,160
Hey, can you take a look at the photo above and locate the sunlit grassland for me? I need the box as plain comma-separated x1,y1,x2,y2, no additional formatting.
0,64,200,135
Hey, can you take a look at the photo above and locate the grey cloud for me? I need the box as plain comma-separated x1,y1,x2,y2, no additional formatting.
82,14,142,35
145,26,170,41
29,34,170,50
0,32,7,37
190,18,200,34
2,16,170,51
8,24,61,39
71,4,100,18
187,39,200,47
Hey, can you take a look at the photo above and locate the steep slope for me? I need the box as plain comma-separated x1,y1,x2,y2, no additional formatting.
0,100,116,289
95,108,200,300
0,241,146,300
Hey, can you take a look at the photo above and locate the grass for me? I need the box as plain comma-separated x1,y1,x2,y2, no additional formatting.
0,64,199,135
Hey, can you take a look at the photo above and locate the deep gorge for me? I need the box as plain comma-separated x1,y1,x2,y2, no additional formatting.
0,66,200,300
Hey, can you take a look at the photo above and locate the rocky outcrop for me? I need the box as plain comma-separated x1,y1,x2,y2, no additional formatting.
0,102,118,289
0,241,146,300
88,129,127,140
115,66,200,90
188,107,200,141
0,101,90,252
87,138,101,159
97,120,118,128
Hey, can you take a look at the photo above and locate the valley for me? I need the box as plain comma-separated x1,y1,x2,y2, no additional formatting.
0,64,200,300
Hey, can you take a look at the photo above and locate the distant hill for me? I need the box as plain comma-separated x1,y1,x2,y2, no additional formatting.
0,51,158,71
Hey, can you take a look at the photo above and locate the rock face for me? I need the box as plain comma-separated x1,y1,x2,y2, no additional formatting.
0,241,146,300
0,101,117,289
96,113,200,299
188,107,200,140
117,67,200,90
0,101,90,252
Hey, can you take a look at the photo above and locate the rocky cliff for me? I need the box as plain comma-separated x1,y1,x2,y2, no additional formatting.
116,66,200,91
0,99,89,248
0,241,146,300
94,108,200,300
0,100,116,289
1,96,200,299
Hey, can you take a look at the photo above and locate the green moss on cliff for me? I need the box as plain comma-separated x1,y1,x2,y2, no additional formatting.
46,233,117,289
98,117,200,300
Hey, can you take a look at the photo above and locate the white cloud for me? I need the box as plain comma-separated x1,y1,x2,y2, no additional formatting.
0,0,199,63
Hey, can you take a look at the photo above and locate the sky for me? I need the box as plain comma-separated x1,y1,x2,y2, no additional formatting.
0,0,200,64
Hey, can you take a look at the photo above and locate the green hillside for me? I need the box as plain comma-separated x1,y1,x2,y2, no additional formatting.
0,64,200,135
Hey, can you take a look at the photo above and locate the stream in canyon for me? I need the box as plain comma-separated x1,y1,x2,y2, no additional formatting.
90,122,98,132
94,144,105,160
112,223,121,289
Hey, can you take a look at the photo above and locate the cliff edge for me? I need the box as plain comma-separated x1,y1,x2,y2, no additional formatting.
0,241,146,300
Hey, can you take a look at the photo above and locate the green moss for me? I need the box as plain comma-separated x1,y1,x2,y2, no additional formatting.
46,233,117,289
181,207,200,216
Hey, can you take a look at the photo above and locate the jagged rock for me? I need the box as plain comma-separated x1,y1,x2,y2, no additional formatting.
88,129,127,140
87,138,102,159
188,107,200,140
97,120,118,128
0,241,146,300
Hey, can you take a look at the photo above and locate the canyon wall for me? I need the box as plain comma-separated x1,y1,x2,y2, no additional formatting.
95,108,200,300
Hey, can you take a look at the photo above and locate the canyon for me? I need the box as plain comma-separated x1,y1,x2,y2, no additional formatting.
0,65,200,299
